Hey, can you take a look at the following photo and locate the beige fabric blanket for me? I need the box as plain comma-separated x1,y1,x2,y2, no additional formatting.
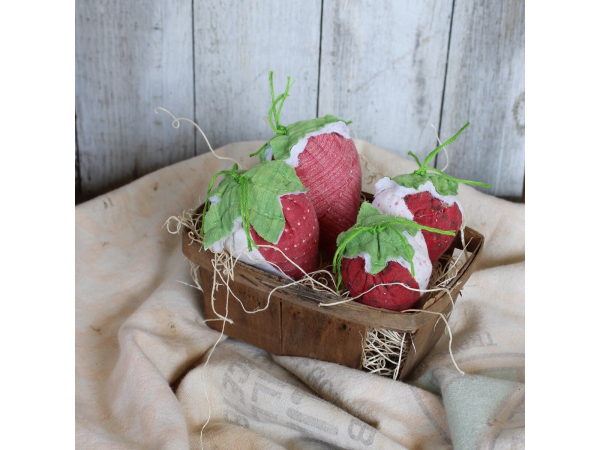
76,141,525,449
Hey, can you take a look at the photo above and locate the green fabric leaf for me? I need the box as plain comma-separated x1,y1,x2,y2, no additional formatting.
202,161,307,249
256,115,351,161
336,203,418,276
246,161,306,242
392,173,459,197
203,175,242,249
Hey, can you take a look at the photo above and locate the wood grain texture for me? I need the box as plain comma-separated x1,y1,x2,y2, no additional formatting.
438,0,525,197
281,303,366,368
76,0,195,197
318,0,453,158
400,281,459,379
192,0,322,155
200,266,283,354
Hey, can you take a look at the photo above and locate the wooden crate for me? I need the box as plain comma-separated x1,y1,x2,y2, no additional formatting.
182,209,484,380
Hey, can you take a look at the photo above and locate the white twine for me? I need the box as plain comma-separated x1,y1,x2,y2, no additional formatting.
154,107,246,169
198,276,228,450
401,308,464,375
430,123,450,172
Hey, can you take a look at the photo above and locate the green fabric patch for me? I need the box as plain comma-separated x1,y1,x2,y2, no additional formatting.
202,161,306,249
254,115,351,162
336,203,419,276
392,173,459,196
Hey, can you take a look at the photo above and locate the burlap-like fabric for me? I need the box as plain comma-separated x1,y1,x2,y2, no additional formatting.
76,140,524,449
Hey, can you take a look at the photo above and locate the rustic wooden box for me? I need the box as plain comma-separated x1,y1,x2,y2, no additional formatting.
182,207,483,380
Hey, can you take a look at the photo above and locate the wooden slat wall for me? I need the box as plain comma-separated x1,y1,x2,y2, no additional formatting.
76,0,525,201
438,0,525,197
76,0,195,197
318,0,453,158
192,0,322,155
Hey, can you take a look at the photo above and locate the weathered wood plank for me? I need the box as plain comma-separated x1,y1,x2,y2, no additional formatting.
200,267,283,355
438,0,525,197
281,303,366,368
192,0,322,155
75,116,82,203
318,0,453,158
76,0,195,197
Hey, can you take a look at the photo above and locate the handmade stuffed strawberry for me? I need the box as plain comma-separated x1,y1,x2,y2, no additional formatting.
252,72,362,257
333,203,454,312
373,123,490,263
200,160,319,280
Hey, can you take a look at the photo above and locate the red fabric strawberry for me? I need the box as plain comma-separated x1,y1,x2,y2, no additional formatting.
373,123,490,263
333,203,455,312
341,258,421,311
252,72,362,257
248,193,319,279
201,161,319,280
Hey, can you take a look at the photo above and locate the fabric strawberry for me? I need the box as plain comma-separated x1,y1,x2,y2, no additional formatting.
373,123,490,263
200,160,319,280
332,203,455,312
252,72,362,257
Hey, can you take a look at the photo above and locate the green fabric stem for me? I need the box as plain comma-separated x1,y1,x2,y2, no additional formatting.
250,72,352,162
394,122,492,195
267,71,294,137
332,203,455,291
201,161,307,250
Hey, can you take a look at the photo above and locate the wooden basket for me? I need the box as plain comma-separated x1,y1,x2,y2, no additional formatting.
182,204,484,381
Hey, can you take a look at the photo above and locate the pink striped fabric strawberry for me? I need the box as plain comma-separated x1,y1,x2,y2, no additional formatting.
252,72,362,257
201,160,319,280
373,123,490,263
333,203,455,311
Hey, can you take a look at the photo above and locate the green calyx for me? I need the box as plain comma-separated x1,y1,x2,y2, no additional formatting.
200,160,307,250
250,71,351,162
332,203,455,291
393,122,491,196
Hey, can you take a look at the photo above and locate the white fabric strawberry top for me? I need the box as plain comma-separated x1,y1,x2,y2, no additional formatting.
208,217,286,277
261,120,352,167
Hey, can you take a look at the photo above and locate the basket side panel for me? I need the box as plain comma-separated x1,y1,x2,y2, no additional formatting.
199,266,282,355
399,230,484,379
281,303,366,369
399,302,453,380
